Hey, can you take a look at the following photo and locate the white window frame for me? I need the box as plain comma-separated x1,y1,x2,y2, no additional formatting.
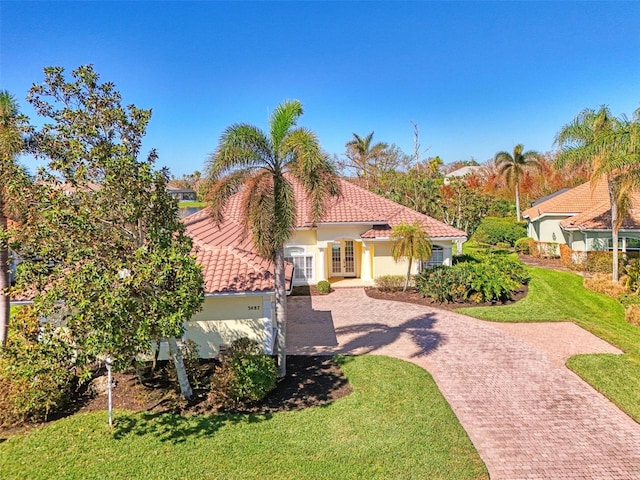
421,245,444,270
285,246,315,284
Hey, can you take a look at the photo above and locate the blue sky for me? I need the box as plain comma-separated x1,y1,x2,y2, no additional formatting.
2,1,639,177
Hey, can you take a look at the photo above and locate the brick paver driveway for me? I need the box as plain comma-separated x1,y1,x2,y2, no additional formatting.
287,288,640,479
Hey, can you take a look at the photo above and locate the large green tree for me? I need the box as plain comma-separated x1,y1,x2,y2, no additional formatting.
17,66,203,399
206,100,339,377
0,91,30,346
391,222,433,292
494,144,542,221
555,106,640,281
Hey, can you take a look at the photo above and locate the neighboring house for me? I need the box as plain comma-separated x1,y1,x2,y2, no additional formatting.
167,182,197,201
179,176,467,358
443,165,485,185
522,179,640,261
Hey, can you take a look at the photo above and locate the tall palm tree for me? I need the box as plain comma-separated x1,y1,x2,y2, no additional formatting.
0,91,29,346
345,132,389,187
391,222,432,292
494,144,542,221
555,106,640,281
206,100,340,376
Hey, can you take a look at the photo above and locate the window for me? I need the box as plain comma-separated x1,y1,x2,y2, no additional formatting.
421,246,444,269
285,247,314,282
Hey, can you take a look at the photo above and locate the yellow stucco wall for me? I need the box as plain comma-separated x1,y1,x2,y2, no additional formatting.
158,295,274,360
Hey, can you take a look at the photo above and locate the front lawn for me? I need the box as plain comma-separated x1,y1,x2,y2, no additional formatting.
459,267,640,422
0,355,488,480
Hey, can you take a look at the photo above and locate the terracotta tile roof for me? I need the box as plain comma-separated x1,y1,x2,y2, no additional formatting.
185,208,292,294
524,178,640,231
185,175,466,292
522,179,609,220
292,176,467,239
560,198,640,231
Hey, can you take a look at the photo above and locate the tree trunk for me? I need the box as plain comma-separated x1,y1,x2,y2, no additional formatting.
609,180,619,282
515,182,521,222
167,336,192,400
274,245,287,377
404,256,412,292
0,195,9,347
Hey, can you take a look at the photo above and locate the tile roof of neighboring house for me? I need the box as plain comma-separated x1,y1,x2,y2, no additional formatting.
560,198,640,231
523,178,640,232
522,179,610,221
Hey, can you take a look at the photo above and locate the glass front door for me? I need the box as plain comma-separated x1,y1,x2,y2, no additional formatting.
330,240,356,277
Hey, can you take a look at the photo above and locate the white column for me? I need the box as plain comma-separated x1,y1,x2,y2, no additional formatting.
317,247,326,282
362,243,372,282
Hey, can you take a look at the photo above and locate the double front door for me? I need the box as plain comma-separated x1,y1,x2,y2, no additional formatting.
331,240,356,277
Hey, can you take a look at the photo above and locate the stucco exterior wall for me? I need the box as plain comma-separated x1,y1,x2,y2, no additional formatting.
529,216,571,244
158,294,274,360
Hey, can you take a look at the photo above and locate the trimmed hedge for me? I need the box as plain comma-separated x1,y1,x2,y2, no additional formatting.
470,217,527,247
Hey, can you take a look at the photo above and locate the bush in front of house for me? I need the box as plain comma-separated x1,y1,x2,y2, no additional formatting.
470,217,527,247
374,275,406,292
515,237,536,255
316,280,331,294
0,308,82,426
208,338,277,408
415,253,528,303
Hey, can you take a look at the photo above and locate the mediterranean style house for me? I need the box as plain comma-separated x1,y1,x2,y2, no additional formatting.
177,176,467,358
522,179,640,262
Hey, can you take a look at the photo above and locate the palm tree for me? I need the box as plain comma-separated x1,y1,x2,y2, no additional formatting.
391,222,432,292
494,144,542,221
344,132,389,187
0,91,29,346
555,106,640,281
206,100,340,376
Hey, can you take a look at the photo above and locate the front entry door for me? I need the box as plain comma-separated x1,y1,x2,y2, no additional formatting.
331,240,356,277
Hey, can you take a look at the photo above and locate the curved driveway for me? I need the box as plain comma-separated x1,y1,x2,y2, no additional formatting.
287,288,640,479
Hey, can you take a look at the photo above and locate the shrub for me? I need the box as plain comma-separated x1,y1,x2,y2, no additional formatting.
625,304,640,327
618,293,640,308
624,260,640,294
514,237,535,255
208,338,277,408
470,217,527,247
414,253,528,303
316,280,331,294
0,307,80,426
583,273,627,298
374,275,406,292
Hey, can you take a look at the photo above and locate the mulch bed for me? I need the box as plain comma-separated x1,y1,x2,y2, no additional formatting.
364,286,528,310
0,356,352,438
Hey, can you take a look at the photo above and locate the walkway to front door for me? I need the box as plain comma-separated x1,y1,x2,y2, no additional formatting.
287,288,640,480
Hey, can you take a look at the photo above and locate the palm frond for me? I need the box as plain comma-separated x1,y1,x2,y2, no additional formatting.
205,169,255,224
269,100,303,152
208,124,272,178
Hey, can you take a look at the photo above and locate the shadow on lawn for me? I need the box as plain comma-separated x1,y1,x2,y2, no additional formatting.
112,410,272,444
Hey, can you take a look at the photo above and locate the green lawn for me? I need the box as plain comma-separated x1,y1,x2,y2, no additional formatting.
0,355,488,480
459,267,640,421
178,200,206,208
